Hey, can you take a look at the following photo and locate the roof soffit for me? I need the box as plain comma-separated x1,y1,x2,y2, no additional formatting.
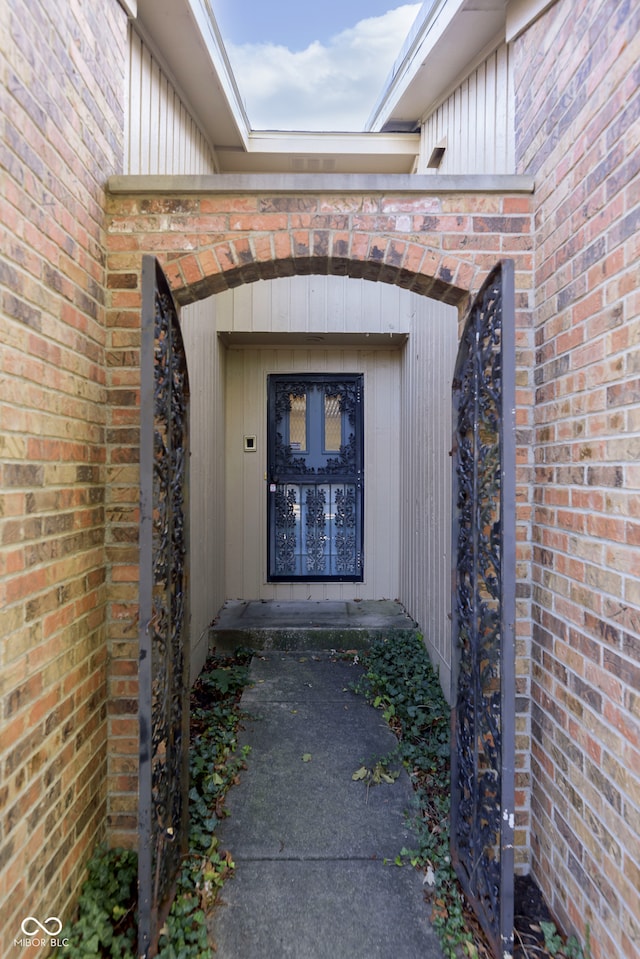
135,0,250,151
367,0,508,131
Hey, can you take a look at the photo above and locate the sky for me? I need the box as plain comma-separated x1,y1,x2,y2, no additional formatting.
210,1,422,131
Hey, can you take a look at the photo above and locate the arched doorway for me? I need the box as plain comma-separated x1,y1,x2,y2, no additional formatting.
104,182,533,886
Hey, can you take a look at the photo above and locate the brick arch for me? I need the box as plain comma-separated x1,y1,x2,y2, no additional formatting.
106,189,534,315
162,236,478,309
104,186,534,848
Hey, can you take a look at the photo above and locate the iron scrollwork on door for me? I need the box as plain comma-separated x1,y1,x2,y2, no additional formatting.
138,256,190,957
268,374,363,581
451,261,516,959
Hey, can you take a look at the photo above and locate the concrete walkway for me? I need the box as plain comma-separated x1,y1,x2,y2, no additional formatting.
208,651,443,959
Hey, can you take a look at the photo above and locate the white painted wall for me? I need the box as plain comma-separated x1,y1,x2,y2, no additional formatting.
125,25,217,175
417,42,515,175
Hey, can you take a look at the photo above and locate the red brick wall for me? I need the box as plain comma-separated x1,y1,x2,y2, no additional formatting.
0,0,127,948
10,6,636,955
515,0,640,955
104,186,536,865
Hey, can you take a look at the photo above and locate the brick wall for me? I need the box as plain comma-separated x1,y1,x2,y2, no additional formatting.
7,4,635,953
104,185,536,865
514,0,640,955
0,0,127,950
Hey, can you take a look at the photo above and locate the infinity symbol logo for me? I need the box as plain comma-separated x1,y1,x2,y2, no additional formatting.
21,916,63,936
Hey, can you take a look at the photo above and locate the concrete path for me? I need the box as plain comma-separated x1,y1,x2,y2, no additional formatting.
208,651,443,959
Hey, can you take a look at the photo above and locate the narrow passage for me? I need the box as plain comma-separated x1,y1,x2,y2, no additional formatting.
208,651,443,959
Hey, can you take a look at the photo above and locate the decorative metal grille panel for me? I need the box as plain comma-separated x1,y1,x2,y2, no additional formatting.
138,256,190,957
450,260,516,959
271,481,360,577
268,374,363,581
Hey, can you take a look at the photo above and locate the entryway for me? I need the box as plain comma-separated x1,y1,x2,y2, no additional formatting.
214,274,458,697
139,254,517,958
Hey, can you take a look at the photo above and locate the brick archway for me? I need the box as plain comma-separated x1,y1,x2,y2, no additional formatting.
106,187,534,313
104,183,534,849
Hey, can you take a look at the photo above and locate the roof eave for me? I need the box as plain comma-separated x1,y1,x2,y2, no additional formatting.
366,0,509,132
135,0,251,152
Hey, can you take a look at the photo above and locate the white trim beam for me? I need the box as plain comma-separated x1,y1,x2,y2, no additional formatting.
108,172,535,194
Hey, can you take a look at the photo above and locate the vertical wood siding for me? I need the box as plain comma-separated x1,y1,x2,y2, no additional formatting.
215,274,414,338
126,27,216,175
418,42,515,175
179,298,225,676
216,276,458,684
400,295,458,697
224,344,402,602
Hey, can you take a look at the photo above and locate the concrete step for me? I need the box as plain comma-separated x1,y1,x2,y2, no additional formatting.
209,599,420,653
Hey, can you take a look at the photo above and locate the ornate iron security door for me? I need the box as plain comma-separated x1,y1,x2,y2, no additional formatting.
450,261,516,959
267,374,363,581
138,256,190,957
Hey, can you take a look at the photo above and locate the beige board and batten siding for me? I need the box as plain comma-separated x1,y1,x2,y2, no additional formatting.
418,42,515,175
400,296,458,699
217,275,458,686
218,276,412,601
179,298,226,678
224,344,402,601
125,24,217,175
216,273,413,339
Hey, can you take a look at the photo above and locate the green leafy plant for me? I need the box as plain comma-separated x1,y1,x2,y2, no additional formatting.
156,651,252,959
352,759,400,806
353,635,594,959
55,651,252,958
541,921,592,959
352,761,399,786
54,846,138,958
351,633,474,959
194,663,250,698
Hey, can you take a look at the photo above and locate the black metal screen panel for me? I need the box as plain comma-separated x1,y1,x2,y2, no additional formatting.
267,374,364,581
450,260,516,959
138,256,190,957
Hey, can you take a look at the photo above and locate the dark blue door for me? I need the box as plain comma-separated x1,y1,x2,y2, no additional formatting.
267,374,363,581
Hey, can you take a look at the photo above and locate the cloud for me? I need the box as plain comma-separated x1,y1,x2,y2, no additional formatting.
225,4,421,131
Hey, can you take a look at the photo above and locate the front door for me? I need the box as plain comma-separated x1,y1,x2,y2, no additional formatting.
267,374,364,581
